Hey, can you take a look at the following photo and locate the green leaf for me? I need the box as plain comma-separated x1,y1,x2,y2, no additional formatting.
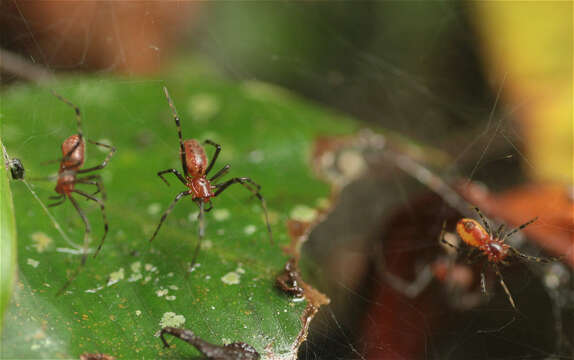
0,73,358,358
0,140,17,335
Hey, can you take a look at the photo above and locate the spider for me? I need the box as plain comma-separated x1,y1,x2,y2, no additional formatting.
149,87,272,266
441,207,558,310
8,158,25,180
46,91,115,294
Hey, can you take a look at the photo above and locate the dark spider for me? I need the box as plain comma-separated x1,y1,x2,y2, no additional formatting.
45,91,115,295
149,87,272,266
441,207,559,310
8,158,25,180
275,258,304,298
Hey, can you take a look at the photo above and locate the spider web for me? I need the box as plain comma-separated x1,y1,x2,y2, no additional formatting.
1,2,573,360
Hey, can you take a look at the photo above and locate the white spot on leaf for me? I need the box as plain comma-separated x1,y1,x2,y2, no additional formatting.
248,150,264,163
107,268,125,286
131,261,141,273
290,205,317,222
188,211,199,222
147,203,161,215
221,271,241,285
187,93,220,122
145,263,157,272
189,263,201,273
27,258,39,268
159,312,186,328
85,286,104,294
200,240,213,250
213,209,230,221
244,225,257,235
56,247,91,255
31,232,52,253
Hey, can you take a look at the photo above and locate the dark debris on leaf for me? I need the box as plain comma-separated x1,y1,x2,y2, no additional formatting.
160,327,260,360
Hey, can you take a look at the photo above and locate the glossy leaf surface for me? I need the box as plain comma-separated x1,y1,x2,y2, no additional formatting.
0,74,357,358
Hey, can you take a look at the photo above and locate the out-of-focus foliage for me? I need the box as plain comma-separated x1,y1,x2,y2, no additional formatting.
0,141,17,334
472,2,573,184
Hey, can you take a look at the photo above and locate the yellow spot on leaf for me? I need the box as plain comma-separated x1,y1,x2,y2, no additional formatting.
31,232,52,253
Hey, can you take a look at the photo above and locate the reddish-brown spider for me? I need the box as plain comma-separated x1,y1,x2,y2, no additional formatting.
149,87,272,266
46,91,115,294
441,207,558,310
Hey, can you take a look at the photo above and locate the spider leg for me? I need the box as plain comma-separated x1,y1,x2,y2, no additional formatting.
41,154,81,167
149,191,191,242
56,193,91,296
157,168,187,187
508,247,558,264
502,217,538,241
209,164,230,182
163,87,188,178
40,139,83,168
51,89,83,135
204,201,213,213
214,177,273,244
203,140,221,176
439,222,459,251
49,89,85,166
439,221,459,251
480,269,488,296
493,264,517,310
77,174,104,196
73,189,108,258
462,248,485,265
77,140,116,173
475,264,519,333
494,224,505,239
47,197,67,207
473,207,493,236
77,181,100,196
190,200,205,267
76,174,106,198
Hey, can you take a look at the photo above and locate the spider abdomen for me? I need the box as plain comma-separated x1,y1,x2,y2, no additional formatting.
456,218,489,247
61,134,85,170
184,139,207,177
